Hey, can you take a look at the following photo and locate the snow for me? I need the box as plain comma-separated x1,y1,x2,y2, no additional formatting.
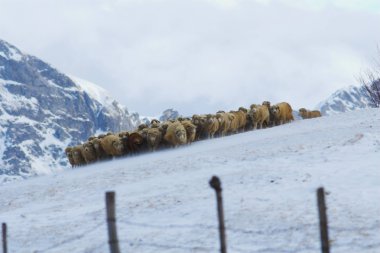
0,40,23,61
68,75,114,106
0,109,379,253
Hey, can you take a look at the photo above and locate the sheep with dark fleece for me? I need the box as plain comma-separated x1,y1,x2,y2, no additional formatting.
142,127,164,151
192,114,207,140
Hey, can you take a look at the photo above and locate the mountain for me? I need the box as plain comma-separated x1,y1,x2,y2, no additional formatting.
1,108,379,252
159,108,180,122
0,39,142,181
317,85,373,115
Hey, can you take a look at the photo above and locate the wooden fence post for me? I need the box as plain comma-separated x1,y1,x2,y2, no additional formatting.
209,176,227,253
317,187,330,253
2,223,7,253
105,192,121,253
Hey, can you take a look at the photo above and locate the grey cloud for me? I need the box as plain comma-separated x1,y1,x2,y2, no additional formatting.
0,0,379,116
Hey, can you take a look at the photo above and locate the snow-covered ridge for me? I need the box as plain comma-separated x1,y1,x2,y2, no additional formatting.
317,85,372,115
1,108,379,252
69,75,114,106
0,39,23,61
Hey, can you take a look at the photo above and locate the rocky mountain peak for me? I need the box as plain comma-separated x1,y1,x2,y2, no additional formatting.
0,39,141,182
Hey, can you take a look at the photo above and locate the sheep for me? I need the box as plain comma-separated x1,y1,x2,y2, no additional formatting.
230,108,247,133
164,121,187,147
87,136,96,142
204,114,220,139
180,120,197,144
228,112,239,134
118,131,129,138
100,134,124,157
90,137,112,160
72,145,86,167
270,102,294,126
81,141,98,164
97,133,111,139
299,108,322,119
192,114,207,140
178,117,192,122
65,147,75,168
248,105,270,130
124,132,147,154
150,119,161,128
216,112,232,137
142,127,164,151
138,124,148,131
262,101,275,127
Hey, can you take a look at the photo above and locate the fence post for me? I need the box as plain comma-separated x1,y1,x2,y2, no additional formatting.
317,187,330,253
2,223,7,253
105,192,121,253
209,176,227,253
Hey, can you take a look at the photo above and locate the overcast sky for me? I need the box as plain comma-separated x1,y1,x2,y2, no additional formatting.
1,0,380,116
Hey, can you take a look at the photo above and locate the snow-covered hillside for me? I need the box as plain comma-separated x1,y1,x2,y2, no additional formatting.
1,109,379,253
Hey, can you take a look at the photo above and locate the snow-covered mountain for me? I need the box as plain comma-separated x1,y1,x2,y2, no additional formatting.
0,39,142,181
317,85,373,115
1,109,379,252
159,108,180,121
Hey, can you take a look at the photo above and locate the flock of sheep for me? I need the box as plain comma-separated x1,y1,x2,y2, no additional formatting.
65,101,321,167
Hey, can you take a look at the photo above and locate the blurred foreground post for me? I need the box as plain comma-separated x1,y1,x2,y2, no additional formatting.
106,192,120,253
2,223,7,253
317,187,330,253
209,176,227,253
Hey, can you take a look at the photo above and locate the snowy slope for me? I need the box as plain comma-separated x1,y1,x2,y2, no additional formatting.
0,109,379,253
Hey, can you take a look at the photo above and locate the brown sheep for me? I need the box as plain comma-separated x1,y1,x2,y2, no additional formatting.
228,112,239,134
118,131,129,138
142,127,164,151
65,147,75,168
164,121,187,147
192,114,207,140
180,120,197,144
138,124,148,131
124,132,147,154
204,114,220,139
230,109,247,133
90,138,112,160
81,141,98,164
72,145,86,167
262,101,275,127
100,134,124,157
150,119,161,128
238,107,248,113
249,105,270,130
299,108,322,119
178,117,192,122
270,102,294,126
216,112,232,137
